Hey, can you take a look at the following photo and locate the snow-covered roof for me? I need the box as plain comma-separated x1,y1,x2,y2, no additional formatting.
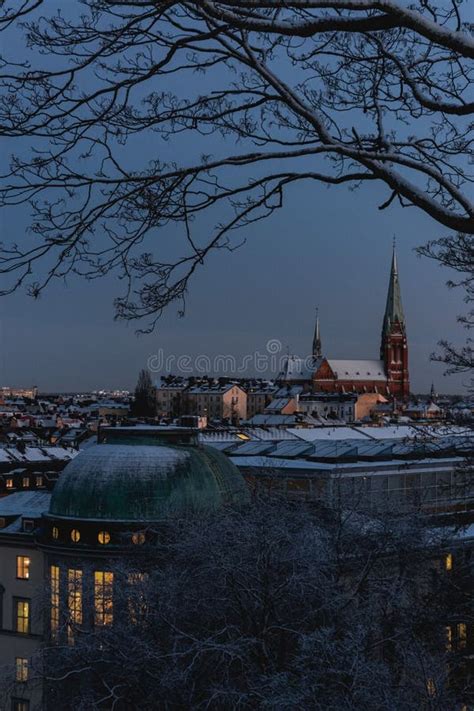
279,355,316,381
288,426,372,442
326,359,386,381
0,490,51,517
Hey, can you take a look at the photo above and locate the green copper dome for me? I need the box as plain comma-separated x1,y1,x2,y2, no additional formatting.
49,443,249,522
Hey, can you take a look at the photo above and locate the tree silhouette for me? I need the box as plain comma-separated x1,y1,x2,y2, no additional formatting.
0,1,472,328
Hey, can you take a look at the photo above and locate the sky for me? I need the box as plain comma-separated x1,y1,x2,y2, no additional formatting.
0,6,469,395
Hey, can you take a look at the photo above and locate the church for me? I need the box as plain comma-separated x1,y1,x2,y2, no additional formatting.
282,247,410,398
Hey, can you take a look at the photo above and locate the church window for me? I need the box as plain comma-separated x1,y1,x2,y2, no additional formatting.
70,529,80,543
94,571,114,626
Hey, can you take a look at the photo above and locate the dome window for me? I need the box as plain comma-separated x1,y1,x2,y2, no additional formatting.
98,531,111,545
52,526,59,540
71,529,81,543
131,532,146,545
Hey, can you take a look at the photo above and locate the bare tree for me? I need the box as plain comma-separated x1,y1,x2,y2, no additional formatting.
15,497,472,710
419,233,474,380
0,1,472,327
132,367,156,416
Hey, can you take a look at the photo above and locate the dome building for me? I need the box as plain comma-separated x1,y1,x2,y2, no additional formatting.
38,435,249,641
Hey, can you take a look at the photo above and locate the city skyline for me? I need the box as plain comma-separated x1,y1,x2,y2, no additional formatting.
0,184,468,394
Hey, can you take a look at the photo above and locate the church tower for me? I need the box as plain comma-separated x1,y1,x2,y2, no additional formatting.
381,245,410,398
312,308,322,359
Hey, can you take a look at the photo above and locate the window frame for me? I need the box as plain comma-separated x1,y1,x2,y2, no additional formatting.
16,556,31,581
15,657,28,683
13,598,30,635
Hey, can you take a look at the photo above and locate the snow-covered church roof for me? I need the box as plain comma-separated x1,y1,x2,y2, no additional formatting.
327,359,386,381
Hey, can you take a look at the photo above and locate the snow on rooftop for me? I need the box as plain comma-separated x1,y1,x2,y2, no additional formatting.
0,490,51,516
327,359,386,381
288,427,372,442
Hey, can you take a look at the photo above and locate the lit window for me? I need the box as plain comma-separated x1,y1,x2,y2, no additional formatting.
15,657,28,682
446,626,452,652
70,529,80,543
35,475,43,487
98,531,110,545
457,622,467,649
445,553,453,571
16,556,31,580
22,477,29,488
50,565,59,641
6,478,13,489
94,571,114,626
15,599,30,634
67,569,83,644
12,700,29,711
52,526,59,540
131,532,145,545
426,678,436,698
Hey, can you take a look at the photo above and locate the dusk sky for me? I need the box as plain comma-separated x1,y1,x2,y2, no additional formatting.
0,8,469,395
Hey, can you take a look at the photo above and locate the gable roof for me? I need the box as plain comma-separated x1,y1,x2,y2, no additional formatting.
326,359,386,381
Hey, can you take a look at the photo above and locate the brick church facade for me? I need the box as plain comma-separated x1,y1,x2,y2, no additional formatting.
282,248,410,398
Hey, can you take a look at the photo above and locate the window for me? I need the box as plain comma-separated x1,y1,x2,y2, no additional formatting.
16,556,30,580
457,622,467,649
22,520,34,533
426,678,436,698
94,571,114,626
131,532,145,545
15,657,28,682
6,478,13,489
14,599,30,634
11,700,29,711
52,526,59,540
446,626,453,652
445,553,453,571
67,569,82,644
22,477,29,488
35,476,43,487
70,529,80,543
50,565,59,640
98,531,110,545
127,572,148,625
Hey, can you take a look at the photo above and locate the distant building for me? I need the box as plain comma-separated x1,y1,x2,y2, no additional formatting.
0,386,38,401
185,382,247,423
281,247,410,398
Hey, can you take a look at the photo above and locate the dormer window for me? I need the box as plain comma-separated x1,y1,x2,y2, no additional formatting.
23,519,34,533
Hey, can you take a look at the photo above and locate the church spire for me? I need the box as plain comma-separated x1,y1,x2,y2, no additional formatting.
312,308,322,359
381,241,405,356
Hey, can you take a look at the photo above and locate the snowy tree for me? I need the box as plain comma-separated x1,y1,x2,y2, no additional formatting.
0,1,472,327
21,497,473,710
